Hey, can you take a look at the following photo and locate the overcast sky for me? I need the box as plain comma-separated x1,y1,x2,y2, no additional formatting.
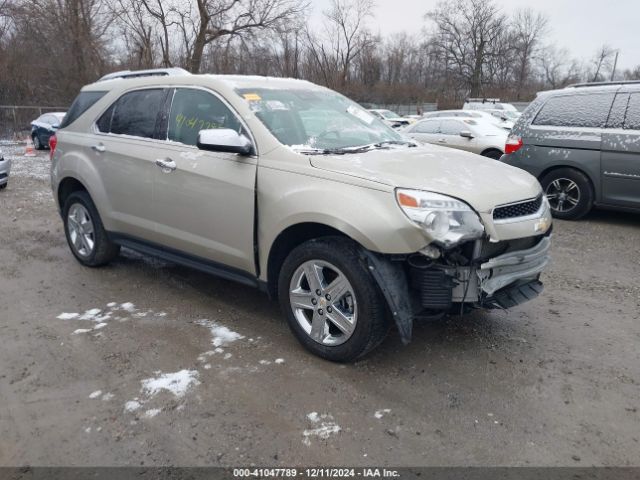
311,0,640,70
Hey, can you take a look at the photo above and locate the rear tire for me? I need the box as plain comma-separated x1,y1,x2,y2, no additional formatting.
63,191,120,267
540,168,593,220
278,237,390,362
481,149,503,160
33,135,43,150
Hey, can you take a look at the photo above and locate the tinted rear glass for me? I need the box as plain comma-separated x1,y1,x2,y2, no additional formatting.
624,93,640,130
60,91,107,128
110,89,165,138
533,93,615,128
606,93,629,128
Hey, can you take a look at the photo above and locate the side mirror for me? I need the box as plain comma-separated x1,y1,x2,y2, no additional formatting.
460,130,474,139
197,129,252,155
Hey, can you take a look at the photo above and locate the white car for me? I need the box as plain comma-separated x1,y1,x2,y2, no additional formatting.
421,109,514,131
404,116,508,160
463,98,520,113
0,148,11,189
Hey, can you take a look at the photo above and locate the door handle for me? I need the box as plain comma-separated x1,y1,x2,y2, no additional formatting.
156,158,177,172
91,144,106,153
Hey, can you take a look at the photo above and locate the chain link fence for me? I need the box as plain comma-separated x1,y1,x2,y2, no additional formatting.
0,106,68,139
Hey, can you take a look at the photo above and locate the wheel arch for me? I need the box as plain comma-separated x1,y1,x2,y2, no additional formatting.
538,165,597,200
266,222,359,299
481,147,504,158
57,176,89,213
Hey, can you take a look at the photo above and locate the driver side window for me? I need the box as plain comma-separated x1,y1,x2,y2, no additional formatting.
168,88,242,147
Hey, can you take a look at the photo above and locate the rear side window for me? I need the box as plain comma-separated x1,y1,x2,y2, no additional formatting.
624,93,640,130
60,91,107,128
533,93,615,128
606,94,629,129
109,89,166,138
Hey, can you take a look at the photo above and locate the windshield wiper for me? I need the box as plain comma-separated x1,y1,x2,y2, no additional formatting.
293,140,416,155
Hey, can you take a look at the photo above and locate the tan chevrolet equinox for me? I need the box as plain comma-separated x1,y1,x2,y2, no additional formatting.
51,69,553,362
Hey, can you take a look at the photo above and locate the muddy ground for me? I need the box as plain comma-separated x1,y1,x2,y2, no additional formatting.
0,144,639,467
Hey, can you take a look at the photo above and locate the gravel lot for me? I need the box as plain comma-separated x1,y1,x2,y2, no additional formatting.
1,144,639,467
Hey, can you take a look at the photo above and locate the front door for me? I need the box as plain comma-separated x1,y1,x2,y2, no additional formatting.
601,92,640,208
152,87,258,274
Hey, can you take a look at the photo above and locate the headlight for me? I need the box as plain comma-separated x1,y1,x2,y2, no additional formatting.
396,189,484,248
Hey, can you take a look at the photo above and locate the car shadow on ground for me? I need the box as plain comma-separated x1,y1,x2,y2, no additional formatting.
113,247,521,368
579,209,640,227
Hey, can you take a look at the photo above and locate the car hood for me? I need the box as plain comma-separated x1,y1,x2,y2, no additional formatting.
310,145,541,213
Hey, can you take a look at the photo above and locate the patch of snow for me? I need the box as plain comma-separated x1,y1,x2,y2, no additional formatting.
101,393,114,401
94,322,108,330
141,370,200,398
196,319,244,347
374,409,391,419
79,308,102,320
107,302,117,308
57,313,79,320
204,364,212,370
72,328,93,335
259,360,271,365
120,302,136,312
303,412,341,445
85,427,92,434
124,400,142,412
89,390,102,399
223,353,232,360
144,408,162,418
275,358,285,364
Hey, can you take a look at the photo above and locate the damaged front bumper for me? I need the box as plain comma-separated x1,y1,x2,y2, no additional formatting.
361,234,551,344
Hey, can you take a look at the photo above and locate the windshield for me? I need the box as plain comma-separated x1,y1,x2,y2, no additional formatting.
237,88,402,151
378,109,399,119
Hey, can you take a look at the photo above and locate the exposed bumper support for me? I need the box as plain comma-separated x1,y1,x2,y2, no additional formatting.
478,236,551,295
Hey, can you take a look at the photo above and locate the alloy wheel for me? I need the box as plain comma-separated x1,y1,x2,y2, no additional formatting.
289,260,358,346
545,178,581,213
67,203,95,257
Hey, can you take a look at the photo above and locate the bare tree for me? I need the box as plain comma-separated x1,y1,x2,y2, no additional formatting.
511,8,547,99
428,0,506,97
183,0,308,73
591,44,616,82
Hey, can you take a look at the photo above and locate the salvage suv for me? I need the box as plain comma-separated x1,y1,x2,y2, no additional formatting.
51,69,552,361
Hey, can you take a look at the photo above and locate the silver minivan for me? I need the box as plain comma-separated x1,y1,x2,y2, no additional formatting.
501,81,640,220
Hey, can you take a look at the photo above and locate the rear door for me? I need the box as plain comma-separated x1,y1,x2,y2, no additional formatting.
408,119,440,145
601,92,640,207
152,87,258,274
92,88,169,240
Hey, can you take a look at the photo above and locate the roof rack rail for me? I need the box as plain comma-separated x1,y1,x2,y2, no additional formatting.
465,98,501,103
566,80,640,88
97,68,191,82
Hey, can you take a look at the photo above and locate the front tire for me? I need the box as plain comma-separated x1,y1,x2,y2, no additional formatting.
0,183,6,190
278,237,389,362
63,191,120,267
32,135,43,150
540,168,594,220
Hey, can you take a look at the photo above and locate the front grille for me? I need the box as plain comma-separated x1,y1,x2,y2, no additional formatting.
480,236,542,260
493,195,542,221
